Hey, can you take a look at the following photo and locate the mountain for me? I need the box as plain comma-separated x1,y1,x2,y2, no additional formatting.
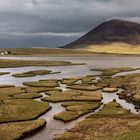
62,19,140,54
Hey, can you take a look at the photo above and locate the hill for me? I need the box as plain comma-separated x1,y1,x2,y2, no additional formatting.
62,19,140,54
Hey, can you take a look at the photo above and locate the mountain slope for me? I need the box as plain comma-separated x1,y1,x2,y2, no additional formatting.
62,19,140,54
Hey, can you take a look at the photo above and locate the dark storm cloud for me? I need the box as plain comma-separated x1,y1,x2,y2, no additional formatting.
0,0,140,47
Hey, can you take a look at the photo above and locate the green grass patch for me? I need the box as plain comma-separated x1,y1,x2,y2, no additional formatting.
55,101,140,140
88,101,129,118
12,70,60,78
0,99,51,123
54,110,90,122
91,67,140,76
23,80,59,88
0,87,25,100
24,86,61,93
13,93,42,99
81,75,96,84
0,72,10,76
42,90,102,103
0,85,15,88
68,85,102,91
0,119,46,140
61,78,80,85
54,101,102,122
0,59,78,68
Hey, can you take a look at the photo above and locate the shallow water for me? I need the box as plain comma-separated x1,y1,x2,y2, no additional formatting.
0,56,140,140
0,56,140,68
0,65,100,86
25,87,140,140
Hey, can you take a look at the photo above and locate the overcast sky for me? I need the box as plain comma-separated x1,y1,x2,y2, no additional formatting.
0,0,140,48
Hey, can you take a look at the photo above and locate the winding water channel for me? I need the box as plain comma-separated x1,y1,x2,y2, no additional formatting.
0,56,140,140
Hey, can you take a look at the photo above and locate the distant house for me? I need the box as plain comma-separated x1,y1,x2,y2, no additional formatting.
0,51,11,55
0,52,5,55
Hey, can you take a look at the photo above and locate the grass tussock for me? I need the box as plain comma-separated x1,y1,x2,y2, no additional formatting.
54,101,102,122
0,87,25,100
68,85,102,91
13,93,42,99
55,101,140,140
91,67,140,76
0,72,10,76
0,99,51,123
42,90,102,103
24,86,61,93
0,119,46,140
23,80,59,88
12,70,60,78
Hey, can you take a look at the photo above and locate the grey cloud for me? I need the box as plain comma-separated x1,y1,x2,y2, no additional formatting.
0,0,140,47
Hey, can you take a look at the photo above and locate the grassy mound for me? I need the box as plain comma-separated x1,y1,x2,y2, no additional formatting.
24,87,61,93
13,93,42,99
61,78,80,85
0,85,15,88
0,87,25,100
54,101,140,140
0,59,76,68
42,90,102,102
0,72,10,76
0,119,46,140
12,70,60,78
91,67,140,77
0,99,51,123
68,85,102,91
23,80,59,88
81,75,96,84
54,101,102,122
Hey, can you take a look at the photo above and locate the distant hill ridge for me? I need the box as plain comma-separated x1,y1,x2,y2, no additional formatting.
62,19,140,49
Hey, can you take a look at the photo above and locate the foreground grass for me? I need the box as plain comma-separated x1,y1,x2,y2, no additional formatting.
0,87,25,100
55,101,140,140
0,99,51,123
0,119,46,140
54,101,102,122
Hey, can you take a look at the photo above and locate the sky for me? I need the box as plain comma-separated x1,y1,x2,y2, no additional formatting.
0,0,140,48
